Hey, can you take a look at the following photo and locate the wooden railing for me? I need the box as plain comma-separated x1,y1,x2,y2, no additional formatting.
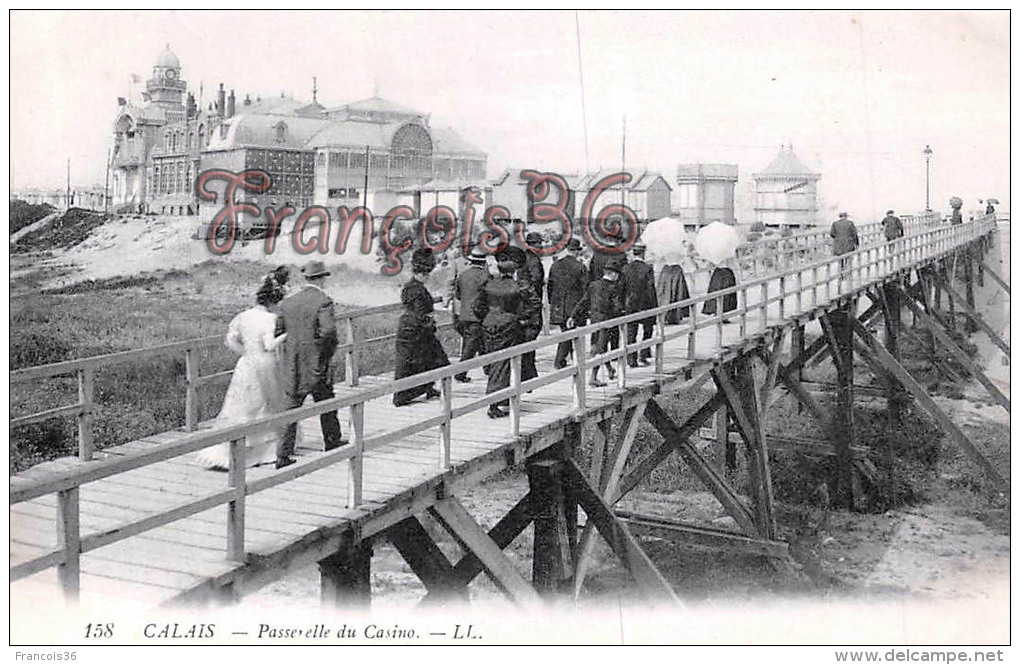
9,212,939,461
9,214,994,597
9,299,457,459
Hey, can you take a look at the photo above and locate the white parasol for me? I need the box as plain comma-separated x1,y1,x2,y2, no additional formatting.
694,221,741,266
640,216,693,265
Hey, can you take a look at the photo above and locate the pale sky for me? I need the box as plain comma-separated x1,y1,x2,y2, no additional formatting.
9,10,1010,222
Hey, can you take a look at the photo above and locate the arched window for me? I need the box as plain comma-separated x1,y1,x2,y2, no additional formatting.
274,121,287,144
198,124,206,149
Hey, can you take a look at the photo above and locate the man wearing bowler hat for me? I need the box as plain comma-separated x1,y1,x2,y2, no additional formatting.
547,237,588,368
275,260,345,468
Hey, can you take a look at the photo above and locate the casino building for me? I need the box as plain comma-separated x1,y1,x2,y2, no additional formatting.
110,46,488,224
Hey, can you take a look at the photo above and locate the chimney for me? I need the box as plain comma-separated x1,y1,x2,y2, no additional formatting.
244,93,252,107
217,83,226,117
227,90,236,118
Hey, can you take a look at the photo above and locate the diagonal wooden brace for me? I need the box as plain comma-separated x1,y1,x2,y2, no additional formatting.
899,289,1009,412
562,461,679,603
644,399,760,537
387,516,468,603
850,320,1009,495
429,497,542,606
939,278,1010,356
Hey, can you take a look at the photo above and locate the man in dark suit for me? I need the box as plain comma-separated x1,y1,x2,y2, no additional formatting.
830,212,859,291
546,238,588,368
622,242,658,367
276,260,344,468
452,245,489,382
570,257,625,387
882,209,903,242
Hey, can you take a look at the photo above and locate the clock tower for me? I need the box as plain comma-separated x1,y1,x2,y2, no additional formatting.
145,44,187,122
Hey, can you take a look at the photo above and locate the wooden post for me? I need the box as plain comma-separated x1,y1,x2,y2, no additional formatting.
881,283,904,426
510,354,522,437
347,402,365,507
963,247,978,333
824,309,856,511
227,438,246,562
528,459,573,595
717,404,735,475
686,305,697,360
319,541,372,608
184,347,199,431
77,366,95,460
345,317,359,386
572,334,587,412
655,311,666,372
56,487,80,600
727,358,777,538
438,375,453,469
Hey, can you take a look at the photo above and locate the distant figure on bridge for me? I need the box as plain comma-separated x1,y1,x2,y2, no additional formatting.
276,261,346,469
475,257,537,419
451,246,489,383
882,209,903,242
622,242,658,367
950,196,964,225
570,257,625,387
547,238,588,369
394,248,451,407
986,202,996,216
830,212,859,289
197,276,289,471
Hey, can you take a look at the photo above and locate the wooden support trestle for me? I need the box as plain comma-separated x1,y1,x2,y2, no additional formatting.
982,262,1010,294
899,289,1010,412
421,493,533,603
820,308,857,510
939,278,1011,356
644,399,760,537
850,319,1009,496
387,517,467,604
319,540,372,608
561,461,678,603
429,497,541,606
615,510,789,559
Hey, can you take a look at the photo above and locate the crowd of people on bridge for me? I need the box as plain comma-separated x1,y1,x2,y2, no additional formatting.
390,229,743,419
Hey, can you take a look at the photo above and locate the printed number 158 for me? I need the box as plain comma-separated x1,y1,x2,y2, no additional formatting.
85,623,114,638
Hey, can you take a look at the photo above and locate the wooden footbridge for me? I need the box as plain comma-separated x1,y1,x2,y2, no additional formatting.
9,213,1009,611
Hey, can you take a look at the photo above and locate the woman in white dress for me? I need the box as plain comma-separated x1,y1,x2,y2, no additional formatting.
197,277,289,470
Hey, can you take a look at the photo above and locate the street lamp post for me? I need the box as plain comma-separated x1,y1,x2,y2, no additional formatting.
923,144,933,212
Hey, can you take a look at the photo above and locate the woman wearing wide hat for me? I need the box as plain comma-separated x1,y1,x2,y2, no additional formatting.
393,248,451,406
473,257,537,418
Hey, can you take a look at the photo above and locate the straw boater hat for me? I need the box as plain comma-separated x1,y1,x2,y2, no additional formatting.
467,245,488,263
302,260,330,279
632,242,647,254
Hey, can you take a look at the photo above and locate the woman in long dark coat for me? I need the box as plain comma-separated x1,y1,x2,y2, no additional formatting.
474,258,536,419
702,259,738,319
393,248,451,406
656,263,691,323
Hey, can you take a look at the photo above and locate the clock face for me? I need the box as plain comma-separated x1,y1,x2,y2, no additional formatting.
164,69,177,81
